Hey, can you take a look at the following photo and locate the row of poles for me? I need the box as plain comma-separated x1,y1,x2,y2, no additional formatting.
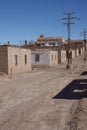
61,12,87,69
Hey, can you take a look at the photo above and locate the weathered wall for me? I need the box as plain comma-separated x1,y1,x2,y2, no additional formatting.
8,46,31,74
75,49,79,57
61,50,66,64
31,51,50,66
31,50,58,66
49,51,58,66
80,48,83,54
82,46,85,53
58,50,66,64
72,50,75,58
0,46,8,73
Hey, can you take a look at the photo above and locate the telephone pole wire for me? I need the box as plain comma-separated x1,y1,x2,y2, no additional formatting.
61,12,79,68
61,12,78,43
80,29,87,43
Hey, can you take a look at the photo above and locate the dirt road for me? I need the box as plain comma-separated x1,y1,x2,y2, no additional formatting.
0,55,87,130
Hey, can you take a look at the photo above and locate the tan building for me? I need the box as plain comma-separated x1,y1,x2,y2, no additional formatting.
75,49,79,57
72,50,76,58
58,50,67,64
37,34,65,46
0,45,31,74
31,50,58,67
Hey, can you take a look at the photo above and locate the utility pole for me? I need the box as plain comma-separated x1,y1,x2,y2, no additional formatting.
80,29,87,60
61,12,79,69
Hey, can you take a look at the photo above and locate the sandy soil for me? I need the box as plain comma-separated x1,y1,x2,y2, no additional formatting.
0,54,87,130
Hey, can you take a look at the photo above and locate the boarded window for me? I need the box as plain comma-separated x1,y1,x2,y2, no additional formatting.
35,54,40,62
15,55,18,66
25,55,27,64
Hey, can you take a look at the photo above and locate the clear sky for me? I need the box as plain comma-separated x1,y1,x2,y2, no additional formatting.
0,0,87,44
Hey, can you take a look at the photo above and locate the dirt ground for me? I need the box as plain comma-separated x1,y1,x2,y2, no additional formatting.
0,54,87,130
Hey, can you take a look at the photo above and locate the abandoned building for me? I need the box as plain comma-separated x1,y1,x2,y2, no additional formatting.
0,45,31,74
36,34,65,46
0,40,85,74
31,50,58,67
75,48,80,57
58,50,67,64
31,44,85,67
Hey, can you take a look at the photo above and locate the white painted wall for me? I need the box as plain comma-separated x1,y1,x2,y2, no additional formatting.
31,51,49,66
31,50,58,66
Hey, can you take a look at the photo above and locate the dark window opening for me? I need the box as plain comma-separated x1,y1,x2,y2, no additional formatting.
52,55,53,61
35,54,40,62
15,55,18,66
25,55,27,64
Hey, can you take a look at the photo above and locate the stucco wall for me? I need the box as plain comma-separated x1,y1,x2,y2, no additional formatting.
31,51,50,66
80,48,83,54
8,46,31,74
31,50,58,66
82,46,85,53
58,50,66,64
49,51,58,66
72,50,75,58
75,49,79,57
61,50,66,64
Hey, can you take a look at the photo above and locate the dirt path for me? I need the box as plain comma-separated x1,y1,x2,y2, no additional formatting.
0,54,87,130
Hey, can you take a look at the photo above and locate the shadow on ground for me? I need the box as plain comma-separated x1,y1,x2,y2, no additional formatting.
53,79,87,100
81,71,87,76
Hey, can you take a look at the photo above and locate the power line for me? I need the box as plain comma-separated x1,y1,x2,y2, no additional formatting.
80,29,87,43
61,12,79,43
60,12,80,69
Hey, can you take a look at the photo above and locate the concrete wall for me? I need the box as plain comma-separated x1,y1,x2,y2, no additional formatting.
31,50,58,66
8,46,31,74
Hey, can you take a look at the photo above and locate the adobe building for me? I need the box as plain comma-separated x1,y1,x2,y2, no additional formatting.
75,49,79,57
31,50,58,67
72,50,76,58
0,45,31,74
58,50,67,64
36,34,65,46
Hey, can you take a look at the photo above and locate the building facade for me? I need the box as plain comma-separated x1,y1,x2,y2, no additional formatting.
0,45,31,74
58,50,67,64
31,50,58,67
37,34,65,46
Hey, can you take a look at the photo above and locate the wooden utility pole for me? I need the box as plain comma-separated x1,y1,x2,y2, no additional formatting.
61,12,79,69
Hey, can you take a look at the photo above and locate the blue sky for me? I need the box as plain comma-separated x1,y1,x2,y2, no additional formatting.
0,0,87,44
